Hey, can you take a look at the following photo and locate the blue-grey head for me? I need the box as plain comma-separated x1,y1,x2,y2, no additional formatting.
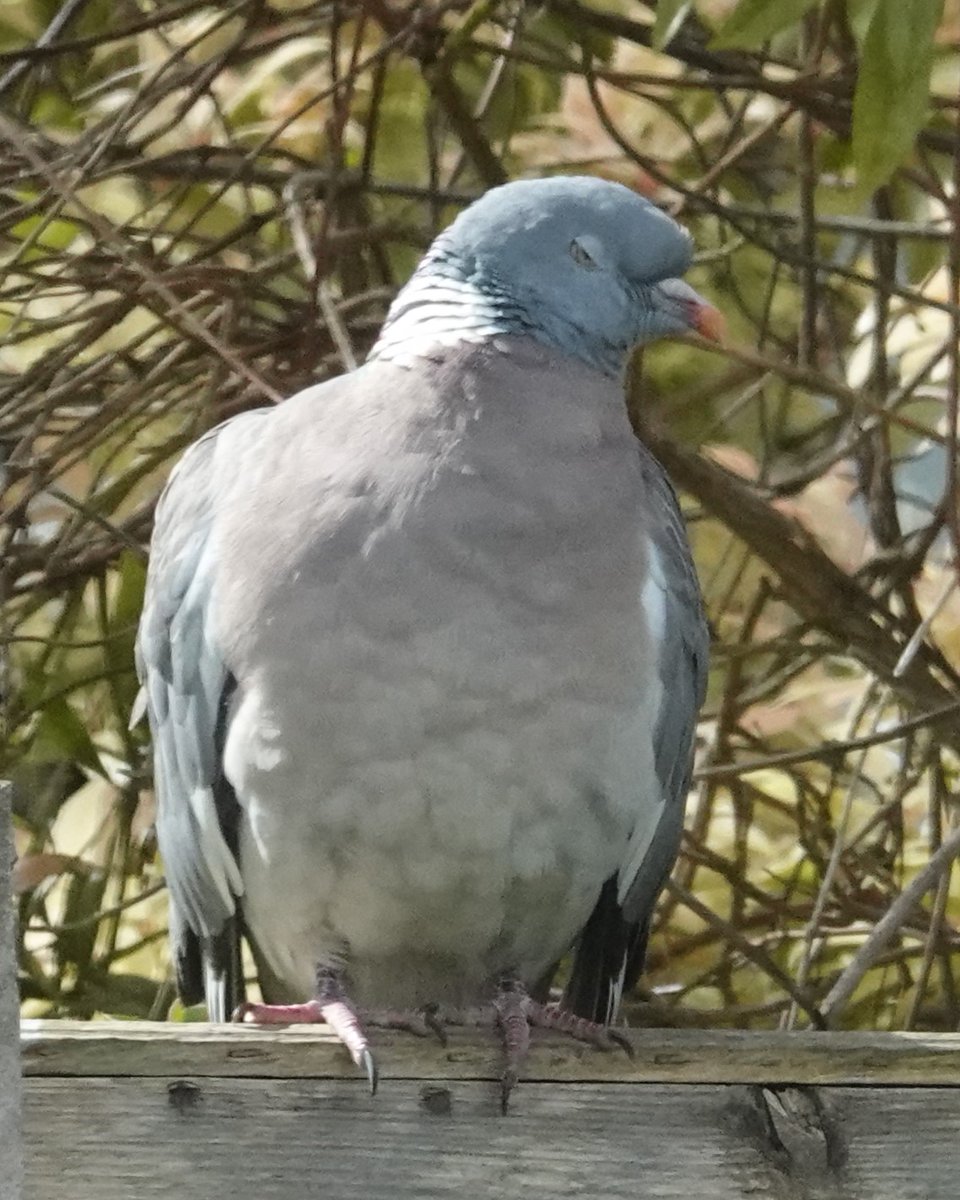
370,176,722,377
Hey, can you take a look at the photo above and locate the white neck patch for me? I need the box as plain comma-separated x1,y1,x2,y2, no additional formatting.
368,273,515,366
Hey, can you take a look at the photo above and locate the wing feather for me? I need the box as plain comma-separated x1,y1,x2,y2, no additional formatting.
136,409,270,998
619,445,707,919
565,443,708,1023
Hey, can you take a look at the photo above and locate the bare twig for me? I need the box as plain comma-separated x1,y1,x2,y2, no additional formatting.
822,823,960,1025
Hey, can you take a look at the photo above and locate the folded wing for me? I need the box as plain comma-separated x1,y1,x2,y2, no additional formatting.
135,410,270,1018
564,444,708,1023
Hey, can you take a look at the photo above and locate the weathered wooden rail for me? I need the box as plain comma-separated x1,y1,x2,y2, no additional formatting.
21,1020,960,1199
1,785,21,1200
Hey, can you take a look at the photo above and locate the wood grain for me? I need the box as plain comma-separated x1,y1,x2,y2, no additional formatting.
22,1021,960,1198
23,1077,960,1200
21,1019,960,1085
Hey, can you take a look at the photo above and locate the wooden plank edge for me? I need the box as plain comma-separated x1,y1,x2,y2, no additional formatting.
1,784,23,1200
21,1020,960,1086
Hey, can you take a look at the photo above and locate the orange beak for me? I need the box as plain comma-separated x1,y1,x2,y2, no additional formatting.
657,278,725,345
690,300,725,344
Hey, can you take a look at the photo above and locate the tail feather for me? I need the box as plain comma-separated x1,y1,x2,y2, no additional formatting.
201,918,244,1022
563,876,649,1024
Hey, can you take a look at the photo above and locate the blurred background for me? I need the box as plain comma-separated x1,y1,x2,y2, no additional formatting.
4,0,960,1032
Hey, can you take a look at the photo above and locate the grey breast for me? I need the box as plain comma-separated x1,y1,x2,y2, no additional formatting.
203,340,663,1007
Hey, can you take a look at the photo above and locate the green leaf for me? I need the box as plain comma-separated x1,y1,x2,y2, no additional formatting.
851,0,944,193
845,0,882,43
77,968,161,1019
526,7,616,64
168,998,212,1023
653,0,692,50
56,866,107,975
710,0,822,49
102,552,147,719
27,696,104,776
451,55,562,144
368,60,431,185
103,553,145,667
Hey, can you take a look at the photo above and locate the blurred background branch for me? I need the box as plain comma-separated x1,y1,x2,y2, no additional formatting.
3,0,960,1033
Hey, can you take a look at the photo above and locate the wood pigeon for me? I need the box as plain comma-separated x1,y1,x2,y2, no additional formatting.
135,175,714,1103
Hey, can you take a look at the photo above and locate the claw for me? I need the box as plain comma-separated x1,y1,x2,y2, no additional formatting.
607,1027,635,1058
486,977,633,1111
361,1047,379,1096
493,979,532,1113
422,1003,448,1047
525,998,632,1054
360,1005,443,1041
500,1069,517,1115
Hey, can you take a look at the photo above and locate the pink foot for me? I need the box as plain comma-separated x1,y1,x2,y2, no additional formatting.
233,970,377,1092
233,999,325,1025
448,978,633,1111
232,975,448,1093
524,998,634,1055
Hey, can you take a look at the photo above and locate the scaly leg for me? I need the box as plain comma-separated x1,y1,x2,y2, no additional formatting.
449,976,633,1111
233,967,445,1093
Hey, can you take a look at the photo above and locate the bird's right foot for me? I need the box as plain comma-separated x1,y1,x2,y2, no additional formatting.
445,977,633,1112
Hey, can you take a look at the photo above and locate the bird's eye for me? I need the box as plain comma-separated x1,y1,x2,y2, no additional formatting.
569,239,598,270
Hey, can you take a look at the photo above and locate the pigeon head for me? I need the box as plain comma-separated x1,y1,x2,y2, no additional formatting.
371,176,722,376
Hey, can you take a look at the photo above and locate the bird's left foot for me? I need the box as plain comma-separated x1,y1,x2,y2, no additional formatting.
448,977,633,1112
232,970,446,1094
233,969,378,1093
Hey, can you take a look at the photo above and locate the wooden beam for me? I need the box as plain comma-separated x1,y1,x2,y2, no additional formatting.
23,1075,960,1200
22,1020,960,1199
22,1019,960,1085
1,783,23,1200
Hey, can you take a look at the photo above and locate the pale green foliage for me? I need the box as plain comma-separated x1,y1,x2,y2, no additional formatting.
851,0,945,193
710,0,946,191
710,0,822,49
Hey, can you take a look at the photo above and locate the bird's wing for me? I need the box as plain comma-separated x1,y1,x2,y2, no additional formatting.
135,408,271,1019
564,443,708,1023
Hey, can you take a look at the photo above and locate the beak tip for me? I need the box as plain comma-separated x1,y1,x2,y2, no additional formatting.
693,302,725,344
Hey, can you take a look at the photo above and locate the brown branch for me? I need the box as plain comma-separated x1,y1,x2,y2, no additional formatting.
695,698,960,782
646,433,960,723
821,823,960,1025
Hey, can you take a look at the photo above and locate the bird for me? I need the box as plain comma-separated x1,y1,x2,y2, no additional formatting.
134,175,714,1107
